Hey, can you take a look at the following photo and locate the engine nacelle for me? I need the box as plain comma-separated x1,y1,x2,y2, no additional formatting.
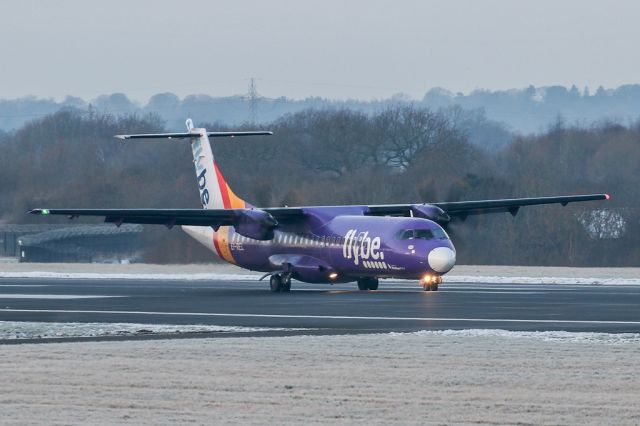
233,209,278,240
269,254,336,283
410,204,451,224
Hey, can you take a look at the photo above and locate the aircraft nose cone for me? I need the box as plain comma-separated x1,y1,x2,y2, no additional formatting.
428,247,456,273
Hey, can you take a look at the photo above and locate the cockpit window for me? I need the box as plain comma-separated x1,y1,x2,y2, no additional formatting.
396,228,449,240
396,230,415,240
414,229,434,240
433,227,449,240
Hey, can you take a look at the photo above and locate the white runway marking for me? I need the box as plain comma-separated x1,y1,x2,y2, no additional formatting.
0,285,49,287
0,294,121,299
1,308,640,325
438,291,544,294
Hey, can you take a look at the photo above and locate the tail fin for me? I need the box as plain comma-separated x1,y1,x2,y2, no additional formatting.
115,119,272,209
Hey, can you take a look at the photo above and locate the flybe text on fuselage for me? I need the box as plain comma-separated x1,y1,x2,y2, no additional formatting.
342,229,384,266
192,137,210,207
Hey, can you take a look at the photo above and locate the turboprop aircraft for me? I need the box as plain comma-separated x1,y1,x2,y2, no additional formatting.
30,119,609,292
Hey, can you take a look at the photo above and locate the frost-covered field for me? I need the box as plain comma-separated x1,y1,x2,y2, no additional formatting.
2,331,639,425
0,321,299,340
1,263,639,284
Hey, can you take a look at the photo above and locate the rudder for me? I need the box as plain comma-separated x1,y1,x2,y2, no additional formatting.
187,119,247,210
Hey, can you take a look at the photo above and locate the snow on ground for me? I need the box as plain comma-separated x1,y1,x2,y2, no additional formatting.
2,262,639,279
1,270,639,285
444,275,640,285
0,321,299,340
0,271,262,281
403,328,640,345
2,331,639,425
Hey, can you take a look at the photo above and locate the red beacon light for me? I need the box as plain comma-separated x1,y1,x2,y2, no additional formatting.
605,194,611,200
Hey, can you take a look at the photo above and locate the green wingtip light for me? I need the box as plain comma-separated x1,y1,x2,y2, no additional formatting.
41,209,50,215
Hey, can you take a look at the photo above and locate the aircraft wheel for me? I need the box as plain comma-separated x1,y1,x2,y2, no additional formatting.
281,279,292,292
422,283,431,291
357,280,368,291
358,278,378,291
270,274,283,292
368,278,379,290
430,282,439,291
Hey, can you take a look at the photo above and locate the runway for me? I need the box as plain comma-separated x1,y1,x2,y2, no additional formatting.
2,276,640,341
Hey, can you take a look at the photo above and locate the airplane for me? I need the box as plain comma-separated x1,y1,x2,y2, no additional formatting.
30,118,609,292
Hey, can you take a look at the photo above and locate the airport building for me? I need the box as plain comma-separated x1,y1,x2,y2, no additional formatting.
0,224,143,263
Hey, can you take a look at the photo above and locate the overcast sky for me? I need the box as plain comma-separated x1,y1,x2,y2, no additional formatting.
1,0,638,101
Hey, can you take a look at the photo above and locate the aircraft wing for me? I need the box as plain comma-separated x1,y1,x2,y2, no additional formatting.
28,208,239,228
29,194,608,227
434,193,610,217
366,194,610,220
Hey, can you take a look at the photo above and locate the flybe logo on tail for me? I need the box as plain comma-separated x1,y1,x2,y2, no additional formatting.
342,229,384,265
192,138,210,206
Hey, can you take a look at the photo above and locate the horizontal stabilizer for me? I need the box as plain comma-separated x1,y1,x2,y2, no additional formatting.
115,131,272,140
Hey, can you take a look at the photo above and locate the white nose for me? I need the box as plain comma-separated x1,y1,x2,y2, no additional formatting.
428,247,456,273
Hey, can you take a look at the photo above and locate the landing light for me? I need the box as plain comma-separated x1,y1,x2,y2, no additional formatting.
329,272,338,280
421,274,438,284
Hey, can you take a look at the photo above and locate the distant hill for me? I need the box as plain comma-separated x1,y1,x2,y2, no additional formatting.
2,84,640,135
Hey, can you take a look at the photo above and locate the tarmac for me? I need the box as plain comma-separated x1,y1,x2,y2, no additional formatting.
2,264,639,424
1,266,640,341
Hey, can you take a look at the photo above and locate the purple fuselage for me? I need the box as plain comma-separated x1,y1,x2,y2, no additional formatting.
220,206,456,283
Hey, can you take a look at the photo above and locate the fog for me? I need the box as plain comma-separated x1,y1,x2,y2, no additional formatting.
1,0,639,100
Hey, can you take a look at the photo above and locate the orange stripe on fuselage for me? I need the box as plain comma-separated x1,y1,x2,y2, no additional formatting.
211,162,243,263
212,232,223,258
213,226,236,264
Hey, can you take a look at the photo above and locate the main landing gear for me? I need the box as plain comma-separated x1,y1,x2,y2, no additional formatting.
421,275,443,292
270,273,291,293
357,277,379,291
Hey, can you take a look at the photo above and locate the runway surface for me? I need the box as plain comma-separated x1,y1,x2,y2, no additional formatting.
1,277,640,342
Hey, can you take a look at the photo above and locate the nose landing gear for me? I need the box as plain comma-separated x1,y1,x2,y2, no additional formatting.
421,275,442,291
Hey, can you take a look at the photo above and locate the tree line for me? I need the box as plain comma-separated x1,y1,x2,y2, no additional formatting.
5,83,640,135
0,107,636,266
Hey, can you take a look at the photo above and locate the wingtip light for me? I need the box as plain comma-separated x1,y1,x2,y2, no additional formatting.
605,193,611,200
